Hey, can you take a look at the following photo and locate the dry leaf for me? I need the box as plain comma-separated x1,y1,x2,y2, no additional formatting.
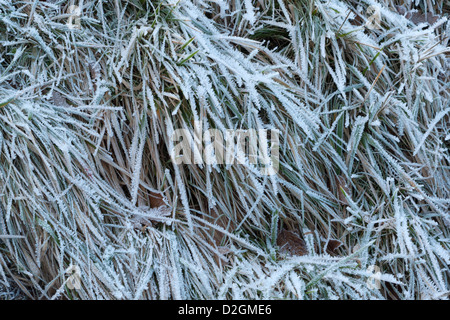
325,239,343,253
52,91,68,107
395,5,439,25
277,228,307,256
149,191,166,208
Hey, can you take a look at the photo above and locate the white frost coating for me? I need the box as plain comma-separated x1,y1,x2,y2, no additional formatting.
0,0,448,300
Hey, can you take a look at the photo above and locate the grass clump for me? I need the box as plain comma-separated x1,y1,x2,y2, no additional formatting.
0,0,449,299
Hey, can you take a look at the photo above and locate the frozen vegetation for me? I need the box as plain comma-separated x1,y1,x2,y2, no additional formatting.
0,0,449,299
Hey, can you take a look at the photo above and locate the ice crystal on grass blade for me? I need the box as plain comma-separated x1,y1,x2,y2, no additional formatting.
0,0,449,300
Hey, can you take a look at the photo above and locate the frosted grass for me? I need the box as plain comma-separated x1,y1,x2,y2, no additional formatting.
0,0,449,299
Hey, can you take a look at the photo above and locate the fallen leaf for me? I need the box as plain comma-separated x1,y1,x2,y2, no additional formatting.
325,239,343,253
277,228,307,256
149,191,166,208
395,5,439,25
